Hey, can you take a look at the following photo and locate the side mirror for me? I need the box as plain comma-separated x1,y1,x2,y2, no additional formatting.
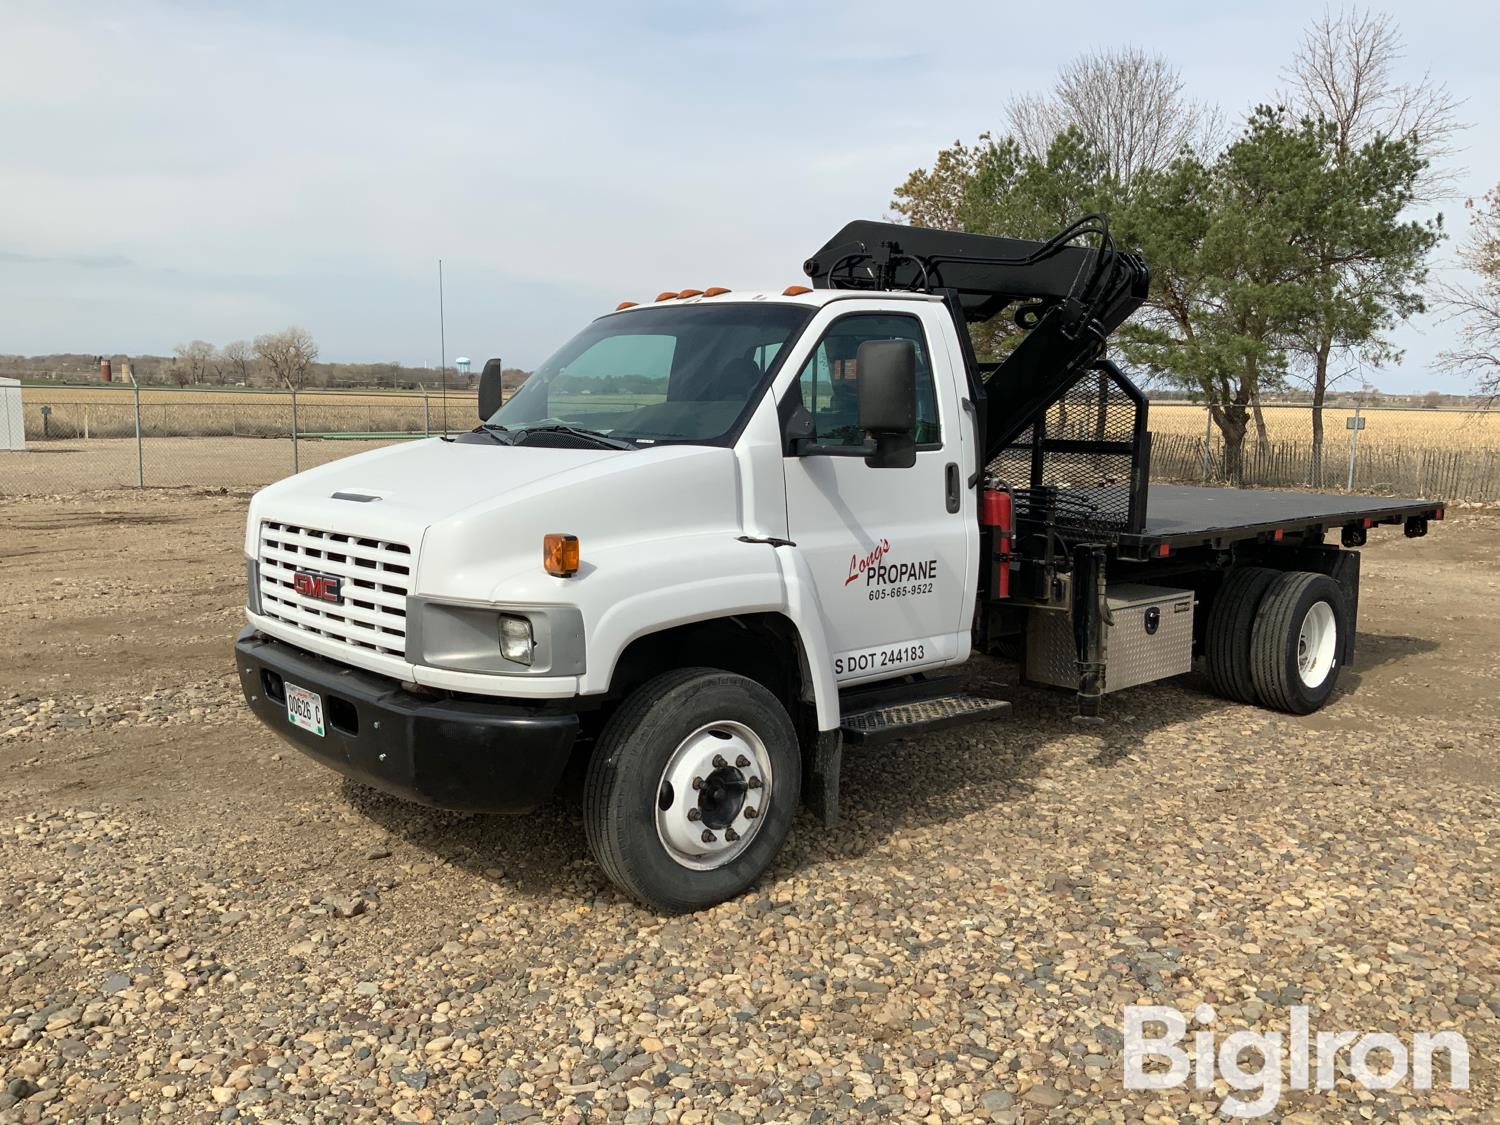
478,358,504,421
856,339,917,469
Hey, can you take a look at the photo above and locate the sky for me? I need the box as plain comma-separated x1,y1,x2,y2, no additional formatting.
2,0,1496,393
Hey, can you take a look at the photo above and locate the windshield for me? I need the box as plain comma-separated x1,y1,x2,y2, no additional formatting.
489,303,813,444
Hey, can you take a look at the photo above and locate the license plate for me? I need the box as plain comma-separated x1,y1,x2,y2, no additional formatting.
285,683,325,737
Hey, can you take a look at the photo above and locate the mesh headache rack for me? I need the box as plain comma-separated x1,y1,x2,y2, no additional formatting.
806,217,1152,538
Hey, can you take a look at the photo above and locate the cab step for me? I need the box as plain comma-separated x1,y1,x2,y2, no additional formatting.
839,692,1011,747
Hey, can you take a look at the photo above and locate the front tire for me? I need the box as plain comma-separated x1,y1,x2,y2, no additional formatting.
1250,572,1349,714
584,668,800,912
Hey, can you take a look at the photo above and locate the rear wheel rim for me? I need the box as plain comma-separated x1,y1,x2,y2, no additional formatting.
1296,601,1337,687
655,721,773,871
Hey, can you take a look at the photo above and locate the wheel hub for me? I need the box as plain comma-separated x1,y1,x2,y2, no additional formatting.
655,722,773,871
1296,601,1338,687
697,765,747,829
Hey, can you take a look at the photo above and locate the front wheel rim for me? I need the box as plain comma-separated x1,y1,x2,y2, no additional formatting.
655,721,773,871
1296,601,1338,687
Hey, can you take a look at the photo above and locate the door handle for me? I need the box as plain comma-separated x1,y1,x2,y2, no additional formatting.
944,462,961,514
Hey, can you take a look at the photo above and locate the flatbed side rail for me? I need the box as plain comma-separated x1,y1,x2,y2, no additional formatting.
1110,498,1447,562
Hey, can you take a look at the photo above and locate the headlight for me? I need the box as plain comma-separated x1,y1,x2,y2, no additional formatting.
498,614,535,665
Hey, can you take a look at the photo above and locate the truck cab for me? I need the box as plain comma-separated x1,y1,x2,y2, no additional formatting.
236,219,1443,911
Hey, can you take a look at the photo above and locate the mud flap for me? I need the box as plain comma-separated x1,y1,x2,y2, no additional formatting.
802,729,842,828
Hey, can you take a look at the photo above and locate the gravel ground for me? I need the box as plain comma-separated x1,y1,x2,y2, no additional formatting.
1,489,1497,1123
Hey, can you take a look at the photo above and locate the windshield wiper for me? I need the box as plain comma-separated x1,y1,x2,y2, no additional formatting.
468,422,514,445
514,423,637,450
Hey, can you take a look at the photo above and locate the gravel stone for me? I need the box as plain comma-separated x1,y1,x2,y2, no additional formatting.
0,490,1496,1123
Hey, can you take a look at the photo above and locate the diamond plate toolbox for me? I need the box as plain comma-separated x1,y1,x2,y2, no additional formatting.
1027,583,1195,693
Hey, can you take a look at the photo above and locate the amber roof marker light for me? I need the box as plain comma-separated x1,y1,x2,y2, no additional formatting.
703,287,731,297
544,534,581,578
782,285,813,296
615,300,639,310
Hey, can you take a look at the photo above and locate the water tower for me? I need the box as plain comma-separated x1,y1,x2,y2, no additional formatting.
455,356,472,386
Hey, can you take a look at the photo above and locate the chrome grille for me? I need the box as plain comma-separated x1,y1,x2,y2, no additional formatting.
257,520,412,658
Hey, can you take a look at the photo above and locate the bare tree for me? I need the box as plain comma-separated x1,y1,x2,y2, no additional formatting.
254,327,319,390
221,339,255,385
1280,8,1462,474
171,340,215,386
1005,47,1224,184
1438,188,1500,398
1282,6,1464,201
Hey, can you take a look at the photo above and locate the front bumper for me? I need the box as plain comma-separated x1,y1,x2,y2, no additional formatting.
234,627,579,813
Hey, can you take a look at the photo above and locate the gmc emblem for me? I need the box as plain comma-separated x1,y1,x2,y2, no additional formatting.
293,569,342,603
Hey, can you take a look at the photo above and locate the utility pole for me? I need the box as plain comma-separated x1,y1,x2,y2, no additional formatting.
438,258,448,436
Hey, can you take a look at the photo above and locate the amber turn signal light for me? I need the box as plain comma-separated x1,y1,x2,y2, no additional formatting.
544,533,580,577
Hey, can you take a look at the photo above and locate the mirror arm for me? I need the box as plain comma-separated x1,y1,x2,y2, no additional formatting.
783,404,815,456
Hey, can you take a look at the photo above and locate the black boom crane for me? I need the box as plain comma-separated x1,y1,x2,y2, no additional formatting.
804,217,1150,458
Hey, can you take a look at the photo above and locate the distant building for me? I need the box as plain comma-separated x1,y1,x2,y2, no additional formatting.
0,377,24,450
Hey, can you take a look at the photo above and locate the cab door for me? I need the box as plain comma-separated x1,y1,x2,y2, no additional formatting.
781,303,975,686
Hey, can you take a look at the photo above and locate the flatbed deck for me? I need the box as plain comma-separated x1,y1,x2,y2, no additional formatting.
1117,484,1444,554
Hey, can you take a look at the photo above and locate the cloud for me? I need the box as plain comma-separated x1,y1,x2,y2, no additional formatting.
0,0,1495,391
0,250,134,269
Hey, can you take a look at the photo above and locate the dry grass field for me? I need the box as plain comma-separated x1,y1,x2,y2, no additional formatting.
21,387,1500,450
19,385,478,408
1150,402,1500,450
17,386,481,442
11,385,1500,500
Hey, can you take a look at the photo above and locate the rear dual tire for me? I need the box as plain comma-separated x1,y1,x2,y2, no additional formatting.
1206,568,1349,714
1250,572,1348,714
1204,566,1279,704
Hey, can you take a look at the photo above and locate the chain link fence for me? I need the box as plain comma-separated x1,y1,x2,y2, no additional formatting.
1,384,480,495
4,386,1500,502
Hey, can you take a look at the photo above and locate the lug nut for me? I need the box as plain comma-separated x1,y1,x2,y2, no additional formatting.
687,808,702,822
701,829,716,843
712,754,728,768
724,828,739,842
743,806,758,819
692,776,705,790
747,777,762,789
735,754,750,768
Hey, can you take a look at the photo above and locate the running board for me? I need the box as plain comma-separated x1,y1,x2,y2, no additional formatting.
839,693,1011,747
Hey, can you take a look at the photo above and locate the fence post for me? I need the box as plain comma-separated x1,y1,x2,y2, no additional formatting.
1345,403,1362,493
290,388,300,475
1201,408,1213,482
132,382,144,488
422,389,430,437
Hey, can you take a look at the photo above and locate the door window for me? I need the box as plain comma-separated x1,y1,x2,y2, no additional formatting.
794,314,941,449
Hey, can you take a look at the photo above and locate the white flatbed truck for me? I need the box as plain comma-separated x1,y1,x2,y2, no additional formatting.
235,218,1444,911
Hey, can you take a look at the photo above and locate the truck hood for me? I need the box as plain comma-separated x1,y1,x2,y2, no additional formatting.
252,437,634,528
245,436,750,601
